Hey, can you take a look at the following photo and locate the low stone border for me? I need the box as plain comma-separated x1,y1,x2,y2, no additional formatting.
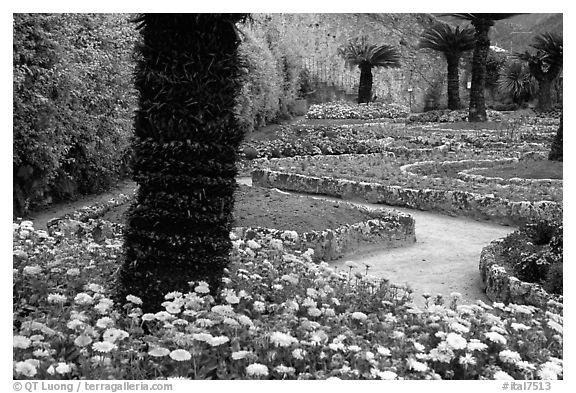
479,239,562,311
252,169,562,226
458,168,563,187
400,158,518,179
232,206,415,263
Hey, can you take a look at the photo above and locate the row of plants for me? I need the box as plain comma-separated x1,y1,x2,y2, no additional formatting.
13,219,563,380
406,109,505,124
259,153,562,203
498,220,563,296
306,101,410,120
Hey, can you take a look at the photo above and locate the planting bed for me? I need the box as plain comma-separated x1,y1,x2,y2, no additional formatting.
470,160,562,180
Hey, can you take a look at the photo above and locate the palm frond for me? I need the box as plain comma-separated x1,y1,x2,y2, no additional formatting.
339,37,401,69
419,22,475,54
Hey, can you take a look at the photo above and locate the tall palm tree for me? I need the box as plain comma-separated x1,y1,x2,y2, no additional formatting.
117,14,248,312
449,14,519,121
419,22,475,110
498,61,536,106
516,32,563,112
339,36,401,104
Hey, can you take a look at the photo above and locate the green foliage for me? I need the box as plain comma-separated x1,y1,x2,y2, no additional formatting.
498,61,536,105
418,22,475,55
13,14,137,216
423,77,444,112
501,220,562,295
118,14,247,312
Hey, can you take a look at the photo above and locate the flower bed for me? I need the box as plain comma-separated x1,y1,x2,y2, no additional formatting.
305,101,409,120
252,169,562,226
13,220,563,380
256,153,562,204
407,109,504,123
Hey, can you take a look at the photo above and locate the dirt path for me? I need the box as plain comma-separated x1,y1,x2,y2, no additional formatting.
27,176,515,307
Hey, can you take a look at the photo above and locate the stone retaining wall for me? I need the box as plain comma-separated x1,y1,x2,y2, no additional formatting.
252,169,561,226
232,209,415,263
479,240,563,311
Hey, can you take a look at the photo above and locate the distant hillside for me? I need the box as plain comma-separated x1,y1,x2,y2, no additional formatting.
491,13,563,53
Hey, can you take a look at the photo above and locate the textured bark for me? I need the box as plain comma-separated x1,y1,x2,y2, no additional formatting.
118,14,245,312
536,78,554,112
446,54,462,110
358,63,373,104
468,19,492,122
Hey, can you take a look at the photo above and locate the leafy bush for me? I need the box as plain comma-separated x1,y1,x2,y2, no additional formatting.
13,219,564,380
13,14,137,216
500,220,562,295
407,109,504,123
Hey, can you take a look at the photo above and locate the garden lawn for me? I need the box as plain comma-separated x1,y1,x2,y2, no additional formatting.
13,220,564,380
101,184,380,233
472,160,562,180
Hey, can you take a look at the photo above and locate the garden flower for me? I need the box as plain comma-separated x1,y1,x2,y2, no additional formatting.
493,370,514,380
344,261,359,269
236,315,253,326
210,336,230,347
13,335,31,349
450,321,470,334
169,349,192,361
194,282,210,294
223,317,239,327
308,307,321,317
458,354,477,367
547,320,563,334
407,358,428,372
537,361,562,380
66,268,81,276
510,322,530,331
192,333,214,343
74,335,93,347
348,345,361,352
164,291,182,300
270,331,298,347
351,311,368,321
92,341,117,353
212,304,235,316
74,292,94,305
55,362,72,374
246,239,261,250
96,317,114,329
445,333,467,350
103,328,129,343
14,360,37,377
246,363,269,377
374,369,397,380
32,349,50,357
499,350,522,365
148,347,170,357
22,265,42,276
253,301,266,312
231,350,251,360
376,346,391,356
485,331,507,345
413,342,425,352
292,348,306,360
47,293,67,304
467,339,488,352
94,298,114,314
154,311,173,321
165,302,181,314
67,319,84,330
141,313,156,321
86,283,104,293
328,342,345,352
275,365,295,375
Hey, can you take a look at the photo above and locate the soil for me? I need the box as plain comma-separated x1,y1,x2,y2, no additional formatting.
99,183,377,233
472,160,563,180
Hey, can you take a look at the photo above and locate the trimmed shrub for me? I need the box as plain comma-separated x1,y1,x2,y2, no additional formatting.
13,14,137,216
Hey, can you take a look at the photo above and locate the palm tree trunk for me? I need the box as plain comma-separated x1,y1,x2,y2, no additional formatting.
468,19,493,122
446,54,461,110
536,78,553,112
358,63,373,104
117,14,246,312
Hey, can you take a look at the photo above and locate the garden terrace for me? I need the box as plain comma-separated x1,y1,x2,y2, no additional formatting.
255,153,562,204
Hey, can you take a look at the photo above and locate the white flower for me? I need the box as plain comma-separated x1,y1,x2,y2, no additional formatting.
55,362,72,374
23,265,42,276
351,311,368,321
66,268,81,276
148,347,170,357
344,261,359,269
13,335,31,349
14,360,37,377
253,301,266,312
164,291,182,300
413,342,425,352
141,313,156,321
485,331,507,345
375,369,397,380
493,370,514,380
170,349,191,361
292,348,306,360
92,341,117,353
406,358,428,372
246,239,261,250
459,353,477,366
275,365,295,375
165,303,181,314
74,335,93,347
376,346,391,356
211,304,235,316
154,311,173,321
445,333,467,350
308,307,322,317
450,321,470,334
270,331,298,347
538,361,562,380
192,333,214,343
94,299,114,314
74,293,94,305
467,339,488,352
348,345,361,352
47,293,67,304
246,363,269,377
86,283,104,293
210,336,230,347
510,322,530,331
194,282,210,294
499,350,522,364
103,328,129,343
96,317,115,329
231,350,251,360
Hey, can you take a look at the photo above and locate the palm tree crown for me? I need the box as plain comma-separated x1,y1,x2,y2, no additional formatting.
419,22,475,55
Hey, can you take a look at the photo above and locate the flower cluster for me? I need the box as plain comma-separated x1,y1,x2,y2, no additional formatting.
13,218,562,380
306,101,410,120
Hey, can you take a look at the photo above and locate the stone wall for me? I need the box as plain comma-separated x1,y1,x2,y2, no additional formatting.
252,169,562,226
479,240,563,311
